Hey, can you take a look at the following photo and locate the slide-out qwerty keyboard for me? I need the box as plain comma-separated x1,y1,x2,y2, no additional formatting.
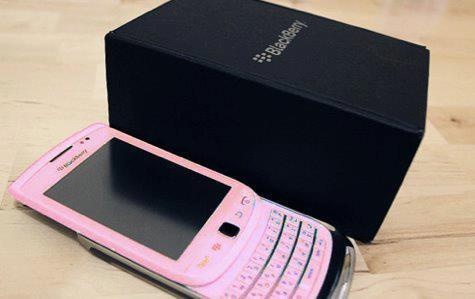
223,209,327,298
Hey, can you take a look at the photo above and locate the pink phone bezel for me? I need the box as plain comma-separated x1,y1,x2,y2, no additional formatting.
8,123,262,286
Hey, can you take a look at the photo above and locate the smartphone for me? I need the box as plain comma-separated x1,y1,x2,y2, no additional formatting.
8,123,355,299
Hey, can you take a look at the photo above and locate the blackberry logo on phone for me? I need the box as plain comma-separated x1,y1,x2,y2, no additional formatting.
252,20,308,64
57,150,87,171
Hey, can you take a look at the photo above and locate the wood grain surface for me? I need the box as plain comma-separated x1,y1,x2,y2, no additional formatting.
1,0,474,298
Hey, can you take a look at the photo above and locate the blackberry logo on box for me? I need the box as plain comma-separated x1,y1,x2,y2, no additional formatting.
253,52,273,63
252,20,308,63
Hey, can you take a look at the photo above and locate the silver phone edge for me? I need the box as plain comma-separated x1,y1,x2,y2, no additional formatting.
330,246,355,299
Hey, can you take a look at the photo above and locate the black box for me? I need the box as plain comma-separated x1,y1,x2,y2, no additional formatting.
105,0,429,242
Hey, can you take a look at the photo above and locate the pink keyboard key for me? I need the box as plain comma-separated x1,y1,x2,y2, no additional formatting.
297,237,312,250
261,267,280,281
300,228,313,242
244,261,261,276
279,274,298,290
274,248,292,263
254,278,274,295
295,244,311,261
266,224,280,237
257,242,273,256
287,215,299,225
251,251,268,266
272,285,292,298
269,217,284,228
283,266,301,281
271,210,284,218
263,233,278,247
227,280,248,296
284,222,299,234
267,258,285,273
278,241,293,253
236,270,256,286
281,232,298,244
248,288,266,298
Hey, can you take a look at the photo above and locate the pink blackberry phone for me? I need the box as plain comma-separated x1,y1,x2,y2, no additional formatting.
9,123,354,298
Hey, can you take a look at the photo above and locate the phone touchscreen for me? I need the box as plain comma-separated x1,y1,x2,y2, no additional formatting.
44,138,231,260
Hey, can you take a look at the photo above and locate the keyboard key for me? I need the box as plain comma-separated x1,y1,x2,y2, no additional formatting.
279,275,297,289
254,278,274,294
251,251,268,266
269,215,285,226
277,241,293,253
236,270,256,286
263,234,278,247
271,210,284,218
244,261,261,276
315,247,323,258
297,237,312,250
287,215,299,225
268,259,285,272
270,216,284,228
248,289,266,298
261,267,280,281
317,238,324,247
260,264,281,287
289,256,306,270
272,285,292,297
257,242,273,256
295,245,311,261
283,266,301,281
284,222,299,234
300,229,313,242
266,224,280,237
273,248,292,263
227,280,248,295
304,222,314,230
281,232,298,244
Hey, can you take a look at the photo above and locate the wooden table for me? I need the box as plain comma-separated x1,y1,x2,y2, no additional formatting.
1,0,474,297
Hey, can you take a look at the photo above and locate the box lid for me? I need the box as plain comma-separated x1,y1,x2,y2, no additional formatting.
111,0,429,133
